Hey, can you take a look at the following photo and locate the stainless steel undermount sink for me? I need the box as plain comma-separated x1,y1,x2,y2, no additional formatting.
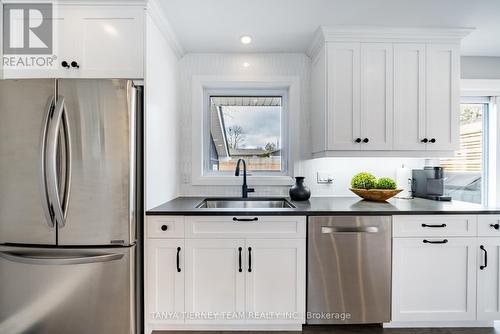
195,198,296,209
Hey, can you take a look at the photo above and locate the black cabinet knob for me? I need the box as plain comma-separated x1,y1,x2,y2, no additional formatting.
161,225,168,231
363,138,369,143
421,138,429,143
71,61,80,68
429,138,436,143
61,61,70,69
355,138,362,143
491,224,500,230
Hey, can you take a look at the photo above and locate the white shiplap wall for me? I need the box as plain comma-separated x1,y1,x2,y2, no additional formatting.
177,53,426,197
179,53,311,196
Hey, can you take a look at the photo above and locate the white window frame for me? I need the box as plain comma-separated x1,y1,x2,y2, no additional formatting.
191,75,300,186
204,88,289,177
461,79,500,206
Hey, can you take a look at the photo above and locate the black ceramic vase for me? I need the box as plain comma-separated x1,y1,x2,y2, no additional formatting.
289,176,311,201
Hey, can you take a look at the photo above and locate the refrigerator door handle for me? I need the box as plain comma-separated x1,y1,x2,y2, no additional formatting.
61,99,72,222
46,96,67,228
0,251,123,265
41,97,56,228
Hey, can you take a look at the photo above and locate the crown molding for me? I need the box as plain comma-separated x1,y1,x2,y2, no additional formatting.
307,25,475,59
147,0,185,59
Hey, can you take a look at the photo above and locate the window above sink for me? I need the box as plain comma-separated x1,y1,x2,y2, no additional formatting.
190,76,301,186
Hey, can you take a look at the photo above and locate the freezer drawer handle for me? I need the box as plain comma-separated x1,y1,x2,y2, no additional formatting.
423,239,448,244
321,226,379,234
421,223,447,228
233,217,258,222
0,251,123,265
480,245,488,270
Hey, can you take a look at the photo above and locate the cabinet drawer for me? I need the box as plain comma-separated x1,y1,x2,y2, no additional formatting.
147,216,185,238
393,215,477,237
185,216,306,239
478,215,500,237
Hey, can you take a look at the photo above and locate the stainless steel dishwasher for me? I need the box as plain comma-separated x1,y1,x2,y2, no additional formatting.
307,216,392,324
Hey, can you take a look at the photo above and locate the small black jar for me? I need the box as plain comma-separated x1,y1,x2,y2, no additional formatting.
289,176,311,201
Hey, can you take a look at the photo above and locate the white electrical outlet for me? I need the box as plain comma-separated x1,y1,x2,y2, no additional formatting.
317,172,334,184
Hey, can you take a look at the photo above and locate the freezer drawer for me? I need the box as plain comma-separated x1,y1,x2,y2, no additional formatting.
307,216,391,324
0,245,135,334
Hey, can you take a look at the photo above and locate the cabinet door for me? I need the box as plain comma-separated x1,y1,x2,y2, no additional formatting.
477,238,500,320
393,44,426,150
185,239,245,324
326,42,361,150
146,239,185,324
73,6,144,78
360,43,393,150
392,237,477,321
426,44,460,151
245,239,306,324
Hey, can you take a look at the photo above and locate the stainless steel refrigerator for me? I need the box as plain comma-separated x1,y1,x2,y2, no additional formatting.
0,79,143,334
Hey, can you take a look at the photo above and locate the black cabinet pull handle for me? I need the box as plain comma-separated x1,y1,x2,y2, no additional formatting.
238,247,242,272
176,247,181,272
421,138,428,143
423,239,448,244
429,138,436,143
480,245,488,270
248,247,252,272
355,138,361,143
161,225,168,231
422,223,447,228
490,224,500,230
233,217,258,222
61,61,70,69
71,61,80,68
363,138,369,143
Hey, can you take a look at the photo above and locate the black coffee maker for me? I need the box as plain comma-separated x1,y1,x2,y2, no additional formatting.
412,166,452,201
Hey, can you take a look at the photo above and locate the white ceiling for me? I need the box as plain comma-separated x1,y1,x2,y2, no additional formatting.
158,0,500,56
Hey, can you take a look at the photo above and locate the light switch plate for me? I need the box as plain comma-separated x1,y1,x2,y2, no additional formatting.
317,172,334,184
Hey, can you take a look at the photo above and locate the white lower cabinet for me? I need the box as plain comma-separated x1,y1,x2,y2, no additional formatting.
477,238,500,320
146,239,185,325
146,216,306,330
185,239,246,324
392,237,477,321
245,239,306,323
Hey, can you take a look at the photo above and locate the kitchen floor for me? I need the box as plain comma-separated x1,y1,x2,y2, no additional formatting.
154,325,500,334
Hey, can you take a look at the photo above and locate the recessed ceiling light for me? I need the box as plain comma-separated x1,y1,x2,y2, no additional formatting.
240,35,252,44
242,62,250,68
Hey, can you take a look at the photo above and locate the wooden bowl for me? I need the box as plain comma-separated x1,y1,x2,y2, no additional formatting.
350,188,403,202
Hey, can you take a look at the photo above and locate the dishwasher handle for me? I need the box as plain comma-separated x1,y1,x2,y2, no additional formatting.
321,226,380,234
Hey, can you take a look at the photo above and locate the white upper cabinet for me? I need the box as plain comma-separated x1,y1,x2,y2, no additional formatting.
3,5,144,79
75,6,144,78
360,43,393,150
326,42,361,150
393,44,426,150
425,44,460,151
309,27,471,156
324,42,393,151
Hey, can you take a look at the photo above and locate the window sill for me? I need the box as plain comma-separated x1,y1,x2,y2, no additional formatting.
192,175,295,186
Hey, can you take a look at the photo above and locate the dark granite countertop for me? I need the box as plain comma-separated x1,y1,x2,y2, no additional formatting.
146,196,500,216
